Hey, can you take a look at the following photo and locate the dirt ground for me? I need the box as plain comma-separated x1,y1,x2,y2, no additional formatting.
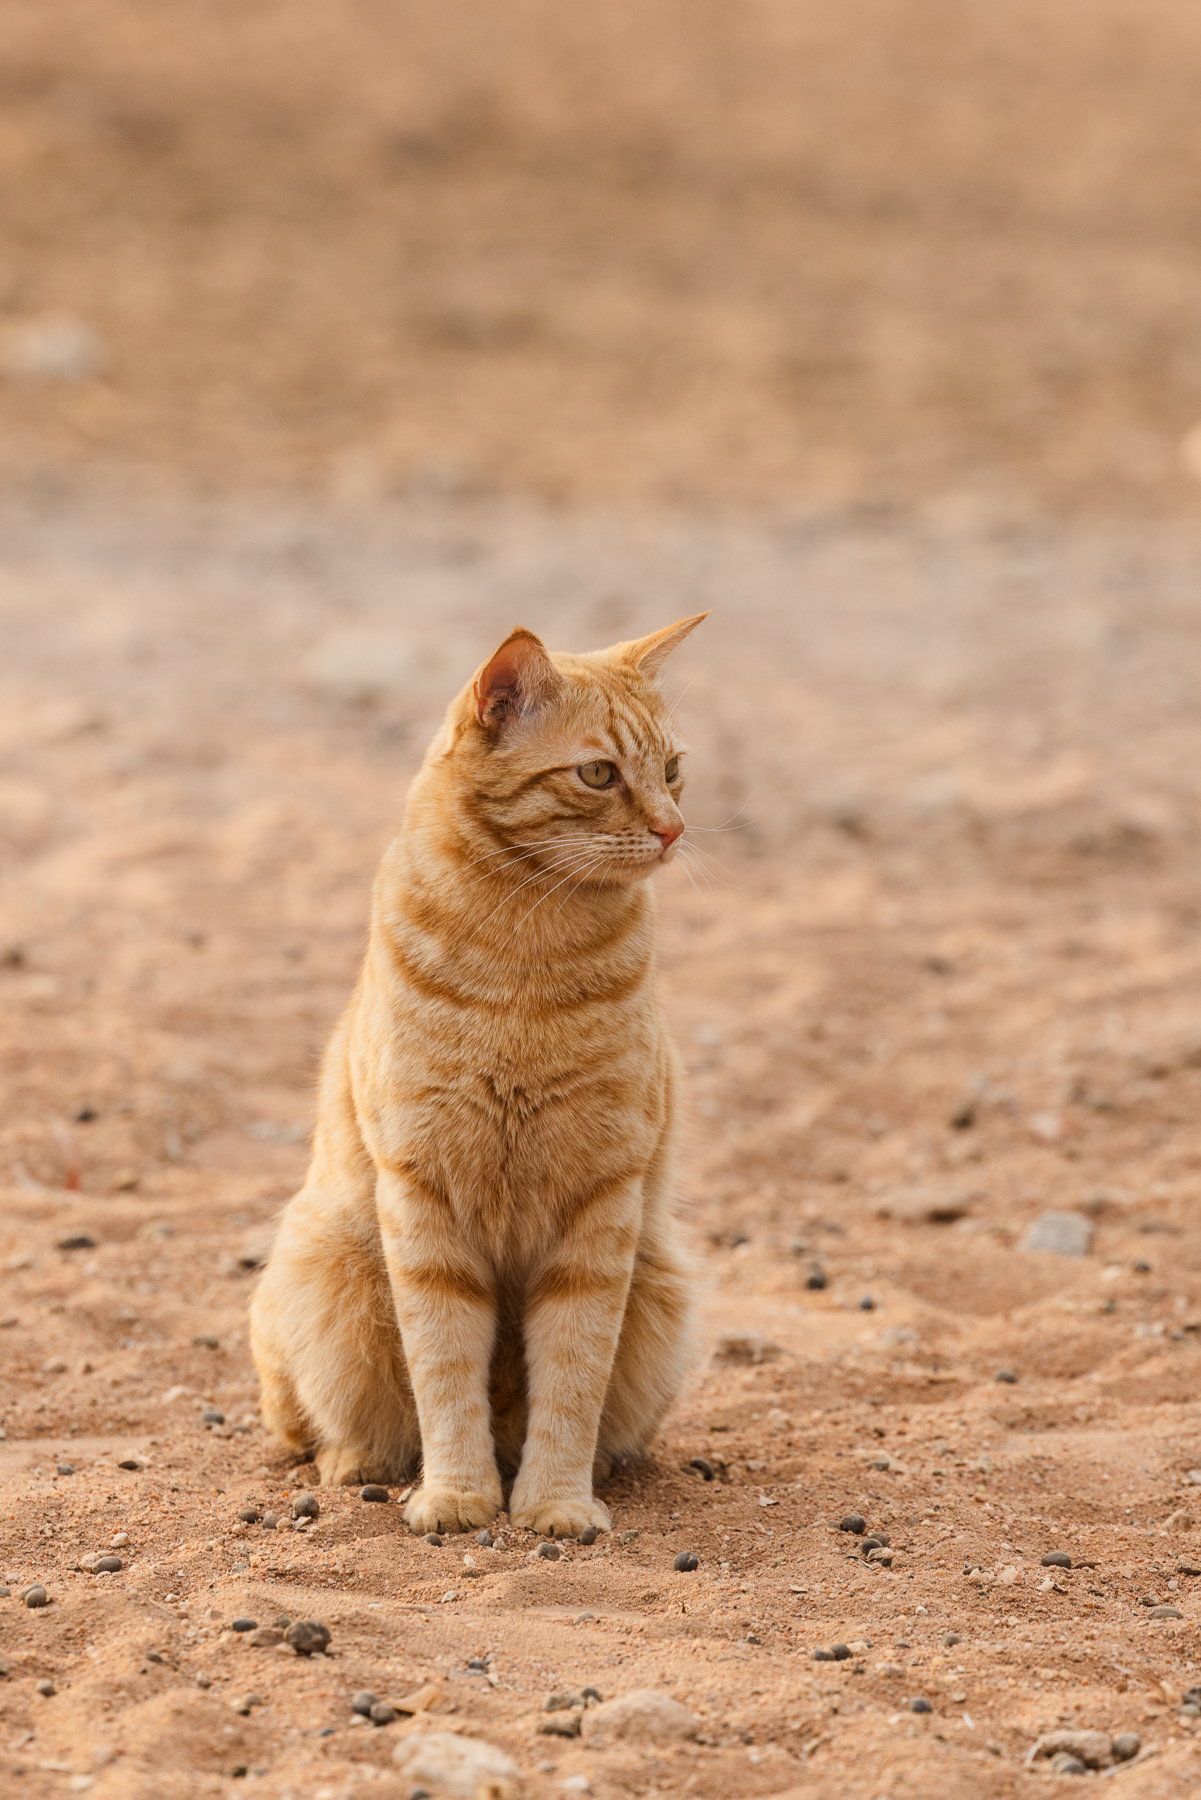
6,0,1201,516
1,488,1200,1798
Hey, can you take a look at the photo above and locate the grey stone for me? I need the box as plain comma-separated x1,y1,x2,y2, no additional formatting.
292,1494,319,1520
536,1542,561,1560
1112,1733,1141,1761
23,1585,49,1608
673,1551,699,1571
711,1331,783,1366
361,1485,389,1503
579,1525,599,1545
201,1409,225,1426
352,1691,377,1716
840,1513,867,1534
1149,1604,1183,1618
285,1619,330,1656
35,1678,55,1696
1030,1730,1112,1769
236,1506,261,1523
370,1702,397,1725
230,1618,257,1632
909,1697,933,1713
1019,1212,1093,1256
392,1731,523,1797
1041,1551,1072,1568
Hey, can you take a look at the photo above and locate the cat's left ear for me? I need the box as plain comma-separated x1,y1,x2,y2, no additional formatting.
619,612,710,680
474,627,562,730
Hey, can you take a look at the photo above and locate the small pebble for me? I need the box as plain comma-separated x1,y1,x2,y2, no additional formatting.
467,1657,489,1671
580,1526,599,1545
261,1512,279,1530
476,1529,493,1548
233,1692,264,1715
237,1507,262,1524
95,1556,123,1574
536,1542,561,1561
858,1294,875,1310
830,1643,850,1660
861,1534,889,1553
117,1458,141,1471
56,1464,75,1477
352,1691,377,1716
839,1514,867,1535
57,1233,95,1250
995,1368,1018,1384
24,1586,49,1608
201,1409,225,1426
193,1333,220,1349
940,1631,962,1649
1040,1551,1071,1568
272,1613,292,1629
1112,1733,1141,1761
806,1268,827,1290
35,1678,55,1697
910,1697,933,1713
423,1532,443,1547
673,1551,700,1572
231,1618,258,1633
292,1494,319,1520
370,1702,397,1725
689,1457,714,1481
1149,1604,1183,1619
285,1619,331,1656
812,1647,835,1661
0,1586,9,1598
111,1532,129,1547
360,1485,389,1503
195,1673,212,1688
1050,1754,1086,1775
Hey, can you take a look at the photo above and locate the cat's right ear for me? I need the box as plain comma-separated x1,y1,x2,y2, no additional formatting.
473,628,561,731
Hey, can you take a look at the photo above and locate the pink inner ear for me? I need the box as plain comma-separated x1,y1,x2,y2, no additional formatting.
474,629,556,727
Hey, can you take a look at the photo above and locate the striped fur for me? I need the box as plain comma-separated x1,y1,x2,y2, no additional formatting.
250,615,705,1536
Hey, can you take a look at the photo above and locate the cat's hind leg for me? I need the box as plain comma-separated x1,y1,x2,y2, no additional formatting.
250,1185,420,1486
596,1221,695,1470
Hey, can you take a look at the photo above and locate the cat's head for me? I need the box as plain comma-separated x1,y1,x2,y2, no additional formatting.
436,615,707,887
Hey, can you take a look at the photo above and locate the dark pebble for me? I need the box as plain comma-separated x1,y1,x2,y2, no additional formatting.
580,1526,600,1545
0,1586,9,1598
812,1647,835,1661
35,1677,56,1696
74,1106,97,1123
193,1334,220,1349
369,1702,397,1725
806,1269,827,1290
201,1409,225,1426
831,1643,850,1661
858,1295,875,1311
272,1613,292,1629
285,1619,331,1656
745,1633,761,1645
539,1713,581,1738
237,1507,262,1524
24,1586,49,1609
537,1542,561,1561
95,1556,123,1574
1185,1687,1201,1708
57,1234,95,1250
475,1530,493,1548
910,1697,933,1713
1040,1551,1071,1568
410,1790,432,1800
582,1685,602,1704
1112,1733,1141,1761
360,1485,389,1504
261,1512,279,1530
839,1514,867,1535
995,1369,1018,1384
940,1631,962,1648
1050,1754,1086,1776
56,1464,75,1477
231,1618,257,1633
689,1458,714,1481
292,1494,320,1520
423,1533,443,1547
1132,1259,1152,1274
467,1657,488,1671
117,1459,140,1471
674,1551,700,1572
351,1691,377,1716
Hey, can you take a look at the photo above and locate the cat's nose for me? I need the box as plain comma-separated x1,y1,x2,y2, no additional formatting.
654,824,683,849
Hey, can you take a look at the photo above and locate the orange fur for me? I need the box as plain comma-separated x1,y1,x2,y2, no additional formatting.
249,615,706,1536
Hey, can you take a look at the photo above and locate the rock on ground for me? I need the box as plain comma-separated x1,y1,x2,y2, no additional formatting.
579,1690,699,1747
391,1731,523,1797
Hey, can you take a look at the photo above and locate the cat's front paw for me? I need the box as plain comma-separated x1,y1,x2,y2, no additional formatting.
509,1494,612,1540
403,1486,500,1536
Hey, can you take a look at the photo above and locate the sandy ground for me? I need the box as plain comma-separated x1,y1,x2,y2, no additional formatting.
1,489,1200,1798
7,0,1201,516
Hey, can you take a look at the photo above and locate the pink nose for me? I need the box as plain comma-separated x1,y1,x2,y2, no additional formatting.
654,824,683,849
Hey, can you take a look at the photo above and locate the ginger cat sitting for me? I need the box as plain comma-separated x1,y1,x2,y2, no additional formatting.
250,615,705,1538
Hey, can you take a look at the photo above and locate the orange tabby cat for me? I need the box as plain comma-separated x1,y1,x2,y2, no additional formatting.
249,614,706,1537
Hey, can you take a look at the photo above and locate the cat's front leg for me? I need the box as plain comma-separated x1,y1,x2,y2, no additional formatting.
509,1189,639,1538
376,1171,503,1534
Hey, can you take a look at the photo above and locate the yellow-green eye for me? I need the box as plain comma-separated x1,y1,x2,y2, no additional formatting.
578,760,616,789
665,756,680,783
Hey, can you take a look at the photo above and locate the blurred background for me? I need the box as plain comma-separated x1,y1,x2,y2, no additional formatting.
5,0,1201,518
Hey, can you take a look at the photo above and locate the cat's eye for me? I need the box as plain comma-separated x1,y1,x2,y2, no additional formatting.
664,756,680,783
578,760,617,789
